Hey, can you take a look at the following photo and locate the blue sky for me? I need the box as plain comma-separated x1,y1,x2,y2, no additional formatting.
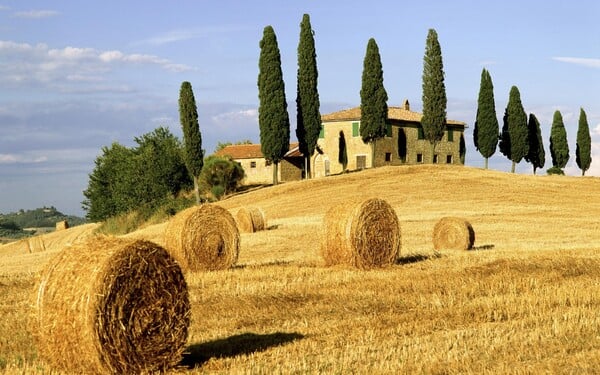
1,1,600,216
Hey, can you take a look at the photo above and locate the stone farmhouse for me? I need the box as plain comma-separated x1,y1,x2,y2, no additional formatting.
314,100,467,177
216,100,466,184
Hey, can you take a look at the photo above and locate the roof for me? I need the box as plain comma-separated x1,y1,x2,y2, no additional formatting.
215,143,300,160
321,106,466,127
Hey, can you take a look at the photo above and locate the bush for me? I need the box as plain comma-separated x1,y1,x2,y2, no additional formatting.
547,166,565,175
199,155,245,199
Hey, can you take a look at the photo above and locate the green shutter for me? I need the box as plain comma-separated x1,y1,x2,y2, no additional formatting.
386,123,392,137
418,126,424,140
352,122,359,137
319,125,325,139
447,129,454,142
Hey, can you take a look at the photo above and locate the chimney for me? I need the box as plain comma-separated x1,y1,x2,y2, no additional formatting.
402,99,410,111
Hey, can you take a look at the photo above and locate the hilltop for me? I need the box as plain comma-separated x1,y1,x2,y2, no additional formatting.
0,207,86,244
3,165,600,373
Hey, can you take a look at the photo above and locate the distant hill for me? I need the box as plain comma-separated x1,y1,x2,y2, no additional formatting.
0,207,86,242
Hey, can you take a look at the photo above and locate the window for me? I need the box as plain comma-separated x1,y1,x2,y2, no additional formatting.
418,126,425,140
385,152,392,162
433,154,439,164
356,155,367,169
416,154,423,163
352,122,360,137
386,123,392,137
250,161,257,168
447,129,454,142
446,155,453,164
319,126,325,139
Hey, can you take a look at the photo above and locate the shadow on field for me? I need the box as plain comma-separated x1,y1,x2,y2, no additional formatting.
179,332,304,368
471,244,495,251
396,252,442,265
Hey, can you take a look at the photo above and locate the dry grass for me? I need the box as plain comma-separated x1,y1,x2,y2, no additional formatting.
3,165,600,373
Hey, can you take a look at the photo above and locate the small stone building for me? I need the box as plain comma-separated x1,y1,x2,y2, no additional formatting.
215,143,303,185
313,100,467,177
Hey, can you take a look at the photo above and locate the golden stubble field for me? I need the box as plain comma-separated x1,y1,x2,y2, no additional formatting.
2,164,600,374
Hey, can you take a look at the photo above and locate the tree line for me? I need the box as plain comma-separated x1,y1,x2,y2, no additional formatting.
474,68,592,176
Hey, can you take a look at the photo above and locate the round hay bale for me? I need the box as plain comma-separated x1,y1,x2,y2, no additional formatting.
321,198,401,269
432,217,475,250
236,207,266,233
164,204,240,271
32,236,190,374
55,220,69,231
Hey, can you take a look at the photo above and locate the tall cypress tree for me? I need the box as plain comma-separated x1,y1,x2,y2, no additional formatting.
549,110,569,173
525,113,545,175
258,26,290,185
421,28,447,162
576,107,592,176
179,81,204,204
296,14,321,179
499,86,528,173
359,38,388,168
473,68,498,169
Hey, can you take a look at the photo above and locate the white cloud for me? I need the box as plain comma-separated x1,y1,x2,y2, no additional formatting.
0,153,47,164
12,10,59,19
0,40,192,88
136,26,250,46
552,56,600,69
211,108,258,122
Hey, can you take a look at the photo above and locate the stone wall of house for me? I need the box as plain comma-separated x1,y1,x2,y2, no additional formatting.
238,157,274,185
280,158,303,182
314,120,465,177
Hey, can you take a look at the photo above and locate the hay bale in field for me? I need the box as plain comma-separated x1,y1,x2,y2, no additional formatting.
432,217,475,250
321,198,401,269
164,204,240,271
235,206,266,233
32,236,190,374
55,220,69,231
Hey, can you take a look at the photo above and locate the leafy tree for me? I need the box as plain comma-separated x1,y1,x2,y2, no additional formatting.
199,155,245,199
338,130,348,171
258,25,291,185
499,86,528,173
421,28,447,162
525,113,545,175
549,110,569,173
576,107,592,176
360,38,388,167
473,68,498,169
296,13,321,179
82,127,191,221
179,81,204,204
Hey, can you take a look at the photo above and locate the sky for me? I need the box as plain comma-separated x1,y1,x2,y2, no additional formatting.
1,0,600,217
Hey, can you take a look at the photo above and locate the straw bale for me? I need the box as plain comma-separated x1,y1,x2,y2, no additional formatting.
236,207,266,233
164,204,240,271
321,198,401,269
432,217,475,250
32,236,190,374
55,220,69,231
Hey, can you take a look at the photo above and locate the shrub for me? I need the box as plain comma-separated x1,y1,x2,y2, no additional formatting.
547,166,565,175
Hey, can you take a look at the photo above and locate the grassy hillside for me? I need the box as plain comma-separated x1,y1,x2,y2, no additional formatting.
2,165,600,373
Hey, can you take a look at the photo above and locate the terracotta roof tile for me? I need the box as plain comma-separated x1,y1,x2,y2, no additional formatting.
321,106,466,126
215,143,300,159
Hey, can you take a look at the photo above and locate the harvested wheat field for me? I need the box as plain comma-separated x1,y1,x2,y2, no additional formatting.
3,165,600,373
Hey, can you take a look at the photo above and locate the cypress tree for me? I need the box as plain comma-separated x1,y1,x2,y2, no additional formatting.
296,14,321,179
338,130,348,171
576,107,592,176
474,68,498,169
421,28,447,162
178,81,204,204
525,113,545,175
258,26,290,185
359,38,388,168
549,110,569,173
499,86,528,173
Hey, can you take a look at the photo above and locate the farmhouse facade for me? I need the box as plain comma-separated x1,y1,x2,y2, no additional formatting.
215,143,303,185
313,100,467,177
